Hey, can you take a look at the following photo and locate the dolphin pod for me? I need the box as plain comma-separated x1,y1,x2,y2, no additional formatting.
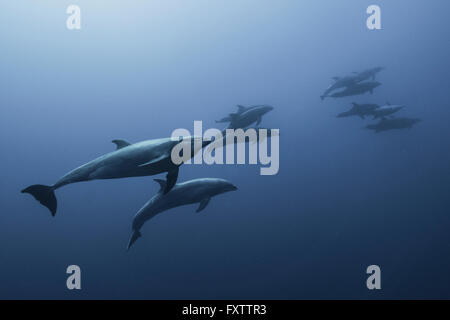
322,66,421,133
22,136,210,216
127,178,238,250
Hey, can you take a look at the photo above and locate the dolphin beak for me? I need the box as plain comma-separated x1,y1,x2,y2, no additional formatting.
126,230,141,251
230,185,238,191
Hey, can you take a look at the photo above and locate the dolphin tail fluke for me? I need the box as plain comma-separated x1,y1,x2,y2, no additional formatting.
127,230,142,251
21,184,57,216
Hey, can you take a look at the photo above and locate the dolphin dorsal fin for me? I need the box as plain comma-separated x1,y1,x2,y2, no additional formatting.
386,101,391,105
236,105,247,113
332,76,340,80
112,139,131,150
154,179,166,193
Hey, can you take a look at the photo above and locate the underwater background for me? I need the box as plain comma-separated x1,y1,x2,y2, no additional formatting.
1,0,449,299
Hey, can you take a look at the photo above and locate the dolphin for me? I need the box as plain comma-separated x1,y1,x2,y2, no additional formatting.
371,103,404,119
354,66,385,81
337,102,380,119
324,81,381,99
227,105,274,129
215,105,257,123
366,117,421,133
22,136,209,216
321,75,361,100
127,178,238,250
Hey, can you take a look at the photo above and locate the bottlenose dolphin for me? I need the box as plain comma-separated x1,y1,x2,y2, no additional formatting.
372,103,404,119
366,117,421,133
324,81,381,99
215,105,257,123
337,102,380,119
354,67,384,81
127,178,238,250
321,75,361,100
22,136,209,216
227,105,274,129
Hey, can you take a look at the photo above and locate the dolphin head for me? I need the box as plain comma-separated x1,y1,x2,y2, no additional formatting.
126,230,142,251
209,178,238,195
372,81,382,88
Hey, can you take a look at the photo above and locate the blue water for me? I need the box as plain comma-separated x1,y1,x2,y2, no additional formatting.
1,0,449,299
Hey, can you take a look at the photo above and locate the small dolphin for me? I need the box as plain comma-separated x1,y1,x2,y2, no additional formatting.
227,105,274,129
366,117,421,133
372,103,404,119
216,105,257,123
321,75,361,100
337,102,380,119
324,81,381,99
22,136,209,216
127,178,238,250
354,66,385,81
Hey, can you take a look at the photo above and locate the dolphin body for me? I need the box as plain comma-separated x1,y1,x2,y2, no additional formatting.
354,67,384,81
22,136,209,216
127,178,238,250
324,81,381,99
337,103,380,119
371,103,404,119
227,105,274,129
215,105,258,123
366,117,421,133
321,75,361,100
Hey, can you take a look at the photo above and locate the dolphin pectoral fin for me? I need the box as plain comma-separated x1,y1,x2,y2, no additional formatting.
196,197,211,213
138,154,167,167
112,139,131,150
164,167,179,194
256,116,262,126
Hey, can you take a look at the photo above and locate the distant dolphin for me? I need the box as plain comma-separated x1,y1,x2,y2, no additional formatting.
22,136,209,216
215,105,257,123
227,105,274,129
366,117,421,133
371,103,404,119
324,81,381,99
337,102,380,119
321,75,361,100
354,66,385,81
127,178,238,250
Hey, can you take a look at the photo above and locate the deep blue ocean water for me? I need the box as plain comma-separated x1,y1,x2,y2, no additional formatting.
1,1,449,299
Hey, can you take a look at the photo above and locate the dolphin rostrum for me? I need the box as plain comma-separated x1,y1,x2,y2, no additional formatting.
22,136,209,216
127,178,238,250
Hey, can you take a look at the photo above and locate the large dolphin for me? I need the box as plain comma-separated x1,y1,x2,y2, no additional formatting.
320,75,361,100
22,136,209,216
127,178,238,250
354,66,385,81
371,103,404,119
337,102,380,119
227,105,274,129
366,117,421,133
324,81,381,99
